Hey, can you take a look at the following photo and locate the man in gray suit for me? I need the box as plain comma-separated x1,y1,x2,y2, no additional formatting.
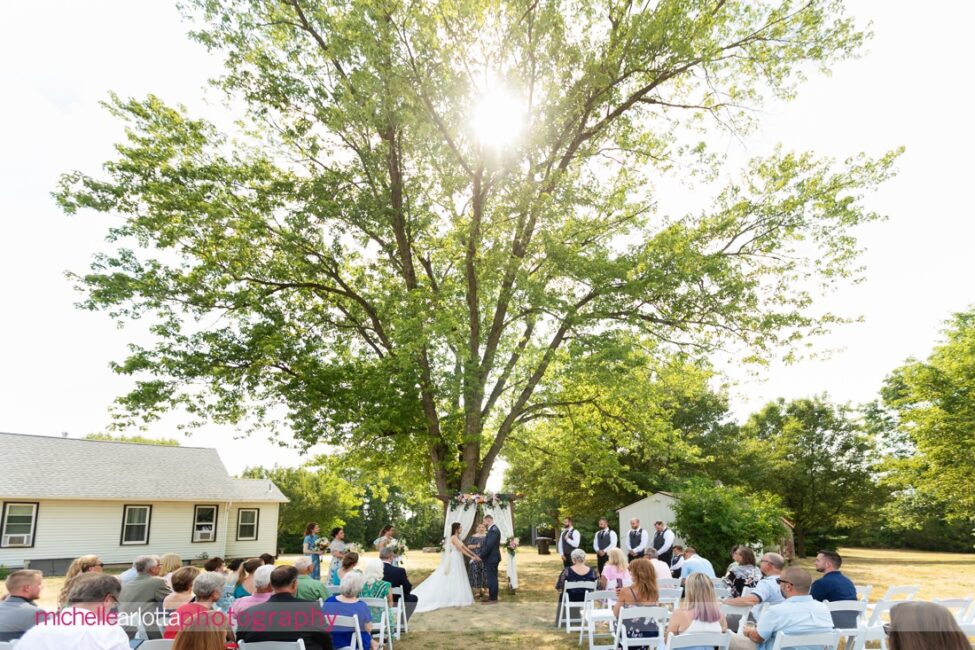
118,555,171,639
0,569,43,641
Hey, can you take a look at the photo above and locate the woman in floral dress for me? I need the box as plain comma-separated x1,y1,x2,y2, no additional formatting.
466,523,487,600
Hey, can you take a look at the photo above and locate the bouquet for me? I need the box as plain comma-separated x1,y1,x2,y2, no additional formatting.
314,537,330,552
506,537,520,556
386,539,409,557
344,542,363,555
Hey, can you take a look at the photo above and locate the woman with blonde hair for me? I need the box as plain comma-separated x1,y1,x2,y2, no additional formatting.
667,573,727,648
889,601,970,650
612,558,661,647
160,553,183,588
58,555,104,606
600,547,631,590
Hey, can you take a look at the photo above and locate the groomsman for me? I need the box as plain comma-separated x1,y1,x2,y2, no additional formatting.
557,517,581,568
652,520,676,565
623,518,650,560
592,517,618,575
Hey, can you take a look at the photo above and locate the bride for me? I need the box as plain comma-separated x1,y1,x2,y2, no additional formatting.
412,522,479,612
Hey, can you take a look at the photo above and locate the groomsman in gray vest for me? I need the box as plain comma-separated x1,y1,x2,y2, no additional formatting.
557,517,581,568
592,517,618,575
652,520,676,565
624,518,650,560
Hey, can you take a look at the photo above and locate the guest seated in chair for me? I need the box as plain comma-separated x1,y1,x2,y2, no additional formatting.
18,573,130,650
163,565,201,612
730,567,832,650
295,556,330,601
118,554,171,639
888,601,971,650
0,569,43,641
323,571,378,650
380,547,418,620
230,564,274,616
164,571,229,640
555,548,598,627
235,565,333,650
612,558,661,648
668,573,727,648
600,547,631,590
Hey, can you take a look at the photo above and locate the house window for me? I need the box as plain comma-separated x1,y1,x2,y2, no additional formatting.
193,505,218,543
1,502,38,548
120,505,152,545
237,508,259,541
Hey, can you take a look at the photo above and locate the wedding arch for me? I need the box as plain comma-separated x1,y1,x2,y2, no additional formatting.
436,492,521,590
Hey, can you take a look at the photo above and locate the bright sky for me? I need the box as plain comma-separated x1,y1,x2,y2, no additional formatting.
1,1,973,485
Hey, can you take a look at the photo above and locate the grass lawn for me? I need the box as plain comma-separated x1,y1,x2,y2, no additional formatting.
13,546,974,649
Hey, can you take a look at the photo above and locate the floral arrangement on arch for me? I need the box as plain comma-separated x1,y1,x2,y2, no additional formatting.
506,537,520,556
449,491,513,511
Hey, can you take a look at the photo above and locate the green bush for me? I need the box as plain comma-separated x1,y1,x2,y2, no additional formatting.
0,564,8,580
672,478,791,568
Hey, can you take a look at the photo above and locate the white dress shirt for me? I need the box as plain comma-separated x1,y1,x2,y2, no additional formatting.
592,528,618,553
650,559,672,581
557,527,582,555
16,607,130,650
654,527,676,554
623,528,650,555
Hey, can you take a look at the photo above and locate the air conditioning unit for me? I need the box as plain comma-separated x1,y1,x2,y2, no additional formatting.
195,530,214,542
3,534,30,547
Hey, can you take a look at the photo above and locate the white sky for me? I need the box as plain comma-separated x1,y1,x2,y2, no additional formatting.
1,1,973,486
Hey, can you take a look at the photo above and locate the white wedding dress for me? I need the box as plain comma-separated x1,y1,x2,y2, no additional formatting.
412,535,475,613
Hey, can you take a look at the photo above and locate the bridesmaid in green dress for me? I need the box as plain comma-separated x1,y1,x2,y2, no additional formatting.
329,527,348,585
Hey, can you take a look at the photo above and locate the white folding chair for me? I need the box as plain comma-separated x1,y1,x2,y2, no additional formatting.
657,578,680,589
668,631,733,649
140,641,175,649
719,604,753,633
853,584,872,603
710,578,725,588
329,614,364,650
848,624,888,650
614,606,669,649
934,597,973,622
867,600,897,626
361,597,394,650
825,600,867,628
770,630,841,650
713,587,732,599
390,586,408,639
0,643,12,650
326,584,343,596
960,623,975,636
238,640,308,650
880,585,918,601
561,581,598,633
578,589,617,649
657,587,682,610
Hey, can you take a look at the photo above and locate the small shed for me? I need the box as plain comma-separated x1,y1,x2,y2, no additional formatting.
617,491,795,560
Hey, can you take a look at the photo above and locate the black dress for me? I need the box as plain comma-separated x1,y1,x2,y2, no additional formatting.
554,566,598,627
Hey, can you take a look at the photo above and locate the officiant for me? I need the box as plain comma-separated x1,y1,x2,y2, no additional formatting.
592,517,618,575
556,517,581,569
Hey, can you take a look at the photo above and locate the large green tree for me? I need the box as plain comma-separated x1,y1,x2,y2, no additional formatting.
880,309,975,530
57,0,897,495
736,396,879,556
505,340,731,523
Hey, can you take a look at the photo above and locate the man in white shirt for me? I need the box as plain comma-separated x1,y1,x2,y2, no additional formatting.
19,573,129,650
556,517,582,568
724,552,786,623
592,517,618,575
652,521,676,565
643,548,673,583
623,518,649,560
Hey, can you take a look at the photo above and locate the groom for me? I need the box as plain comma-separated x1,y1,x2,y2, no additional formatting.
478,514,502,603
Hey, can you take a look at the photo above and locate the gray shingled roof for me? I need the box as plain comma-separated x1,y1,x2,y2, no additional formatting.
0,432,287,503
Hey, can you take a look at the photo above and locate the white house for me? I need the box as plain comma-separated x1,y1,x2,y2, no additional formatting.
617,491,795,559
0,432,288,574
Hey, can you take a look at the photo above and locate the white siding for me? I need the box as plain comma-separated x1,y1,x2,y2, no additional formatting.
0,499,228,567
224,503,279,558
617,494,685,546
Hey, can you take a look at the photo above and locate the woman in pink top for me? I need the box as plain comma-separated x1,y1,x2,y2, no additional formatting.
600,548,632,589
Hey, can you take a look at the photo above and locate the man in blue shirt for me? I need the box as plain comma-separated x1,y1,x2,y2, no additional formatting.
679,547,716,582
811,549,859,628
731,567,835,650
724,552,785,623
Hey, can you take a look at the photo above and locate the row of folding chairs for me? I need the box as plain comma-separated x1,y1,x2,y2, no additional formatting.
324,584,410,641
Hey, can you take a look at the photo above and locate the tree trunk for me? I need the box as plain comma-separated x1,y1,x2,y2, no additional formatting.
795,528,806,559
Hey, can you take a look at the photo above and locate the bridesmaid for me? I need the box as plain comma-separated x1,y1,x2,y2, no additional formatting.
374,524,394,554
302,522,324,580
329,526,348,585
466,523,488,600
